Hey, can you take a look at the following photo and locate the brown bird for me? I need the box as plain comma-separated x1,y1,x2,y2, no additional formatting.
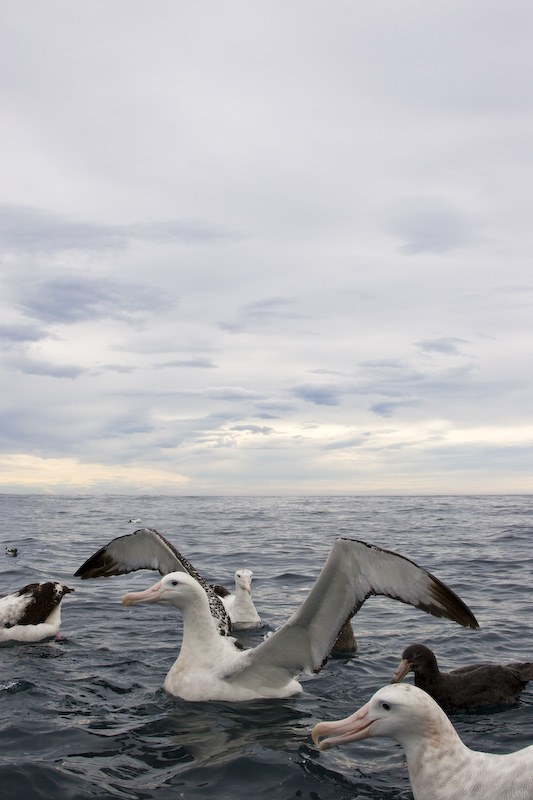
392,642,533,710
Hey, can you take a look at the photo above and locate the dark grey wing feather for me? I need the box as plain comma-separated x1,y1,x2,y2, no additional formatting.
75,528,231,636
227,538,478,689
74,528,190,578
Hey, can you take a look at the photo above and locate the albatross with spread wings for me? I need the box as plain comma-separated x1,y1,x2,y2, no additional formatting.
75,527,231,636
118,537,478,701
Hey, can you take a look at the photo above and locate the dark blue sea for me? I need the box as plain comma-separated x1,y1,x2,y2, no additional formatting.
1,494,532,799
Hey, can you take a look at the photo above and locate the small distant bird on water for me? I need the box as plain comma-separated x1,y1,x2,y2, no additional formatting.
0,581,74,642
391,642,533,710
5,547,18,557
128,518,142,524
312,683,533,800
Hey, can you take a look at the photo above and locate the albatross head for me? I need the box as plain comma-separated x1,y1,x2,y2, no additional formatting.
312,684,442,751
122,572,205,609
234,569,253,595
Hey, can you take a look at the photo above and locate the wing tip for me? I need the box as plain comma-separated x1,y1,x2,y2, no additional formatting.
428,576,479,629
74,548,117,579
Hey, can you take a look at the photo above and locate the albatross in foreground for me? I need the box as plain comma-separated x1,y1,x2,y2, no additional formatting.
0,581,74,642
75,527,231,636
312,683,533,800
392,642,533,710
120,537,478,701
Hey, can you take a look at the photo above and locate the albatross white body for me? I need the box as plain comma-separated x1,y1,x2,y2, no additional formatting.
121,537,478,702
220,569,262,630
312,683,533,800
0,581,74,643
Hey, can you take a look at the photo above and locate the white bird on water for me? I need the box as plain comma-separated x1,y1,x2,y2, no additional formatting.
214,569,262,630
312,683,533,800
120,537,478,702
0,581,74,642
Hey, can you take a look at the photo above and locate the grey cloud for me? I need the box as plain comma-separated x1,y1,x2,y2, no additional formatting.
155,358,218,369
98,418,155,438
359,359,407,370
108,387,262,404
205,387,261,401
0,404,154,456
230,425,274,435
253,400,296,415
100,364,139,374
0,203,239,254
18,276,172,325
219,296,300,333
0,409,60,452
13,357,85,379
293,384,342,406
148,412,252,450
308,368,346,376
387,197,477,254
369,399,420,417
0,322,50,346
415,337,470,356
290,358,479,418
126,219,243,246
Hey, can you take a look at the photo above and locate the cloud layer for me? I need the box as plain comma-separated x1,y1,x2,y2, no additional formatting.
1,1,532,494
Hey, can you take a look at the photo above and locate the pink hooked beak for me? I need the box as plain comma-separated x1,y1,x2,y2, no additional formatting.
312,701,374,750
122,579,163,607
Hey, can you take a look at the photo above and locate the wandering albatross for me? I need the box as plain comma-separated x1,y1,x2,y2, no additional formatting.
212,569,262,630
312,683,533,800
391,642,533,710
120,537,478,701
75,528,231,636
0,581,74,643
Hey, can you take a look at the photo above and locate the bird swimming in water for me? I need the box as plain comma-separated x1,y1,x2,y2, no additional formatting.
119,537,478,701
391,642,533,710
0,581,74,642
213,569,262,630
312,682,533,800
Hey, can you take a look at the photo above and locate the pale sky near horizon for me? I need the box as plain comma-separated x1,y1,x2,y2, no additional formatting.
1,0,532,495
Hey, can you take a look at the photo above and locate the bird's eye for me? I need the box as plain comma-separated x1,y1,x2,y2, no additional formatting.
171,580,178,586
381,702,391,711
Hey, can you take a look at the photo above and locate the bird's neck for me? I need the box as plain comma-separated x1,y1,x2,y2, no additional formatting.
232,588,253,612
179,594,223,655
402,715,473,799
46,604,62,625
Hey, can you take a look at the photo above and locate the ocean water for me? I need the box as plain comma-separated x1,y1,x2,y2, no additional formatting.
0,494,532,800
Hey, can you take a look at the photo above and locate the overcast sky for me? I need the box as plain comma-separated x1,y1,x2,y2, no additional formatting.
1,0,532,495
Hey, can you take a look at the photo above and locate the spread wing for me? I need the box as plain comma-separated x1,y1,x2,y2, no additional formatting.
74,528,193,578
226,538,479,690
75,528,231,636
